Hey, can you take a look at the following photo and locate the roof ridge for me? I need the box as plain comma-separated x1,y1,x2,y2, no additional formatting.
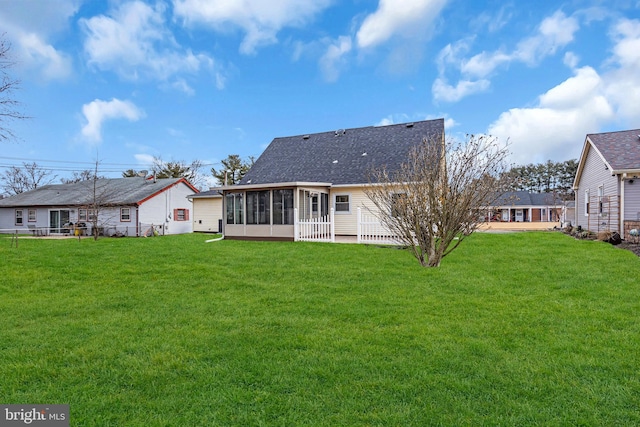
273,118,444,140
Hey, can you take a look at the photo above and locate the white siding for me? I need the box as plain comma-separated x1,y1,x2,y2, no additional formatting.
138,181,194,235
332,186,377,236
575,145,619,232
623,180,640,222
192,197,223,232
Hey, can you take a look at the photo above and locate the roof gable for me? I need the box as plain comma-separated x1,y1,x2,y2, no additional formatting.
586,129,640,172
573,129,640,187
240,119,445,186
0,177,198,207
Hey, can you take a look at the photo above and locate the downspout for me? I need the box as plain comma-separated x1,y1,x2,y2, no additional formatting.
136,206,140,236
620,174,625,235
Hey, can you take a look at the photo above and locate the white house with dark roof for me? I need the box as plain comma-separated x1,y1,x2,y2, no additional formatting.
214,119,445,241
573,128,640,239
484,191,563,224
0,177,198,236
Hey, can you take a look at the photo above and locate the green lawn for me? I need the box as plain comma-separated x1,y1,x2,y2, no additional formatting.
1,232,639,426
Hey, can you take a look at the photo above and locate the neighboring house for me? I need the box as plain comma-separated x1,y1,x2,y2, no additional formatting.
573,128,640,239
215,119,444,241
0,177,198,236
483,191,563,223
187,188,223,233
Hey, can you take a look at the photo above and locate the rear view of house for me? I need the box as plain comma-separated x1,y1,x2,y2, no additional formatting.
213,119,444,241
573,129,640,239
0,177,198,236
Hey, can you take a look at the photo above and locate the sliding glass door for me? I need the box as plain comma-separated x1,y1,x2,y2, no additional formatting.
49,210,70,233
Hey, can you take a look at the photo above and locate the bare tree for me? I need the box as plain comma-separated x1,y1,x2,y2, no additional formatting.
77,160,121,240
61,169,106,184
0,35,27,142
1,162,56,195
365,134,510,267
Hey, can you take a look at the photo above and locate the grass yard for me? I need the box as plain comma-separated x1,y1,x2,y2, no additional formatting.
1,232,639,425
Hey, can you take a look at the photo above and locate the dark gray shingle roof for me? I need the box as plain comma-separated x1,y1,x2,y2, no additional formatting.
494,191,563,206
240,119,445,185
588,129,640,171
0,177,193,207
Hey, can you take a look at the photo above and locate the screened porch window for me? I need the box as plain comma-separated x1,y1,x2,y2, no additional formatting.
273,189,294,225
247,190,270,225
226,193,244,225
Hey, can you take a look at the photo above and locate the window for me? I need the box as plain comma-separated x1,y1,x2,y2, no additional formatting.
120,207,131,222
226,193,244,225
584,190,589,216
78,209,96,222
174,208,189,221
28,209,37,222
335,194,350,213
247,191,270,225
273,189,294,225
15,209,23,225
598,185,604,215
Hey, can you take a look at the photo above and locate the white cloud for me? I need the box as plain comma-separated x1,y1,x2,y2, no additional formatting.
460,51,511,79
356,0,448,49
319,36,352,82
604,18,640,121
432,78,490,103
376,113,457,130
488,17,640,165
134,153,156,166
434,10,580,103
81,1,219,88
0,0,78,80
488,67,614,165
81,98,146,144
513,11,579,65
173,0,332,55
17,33,72,80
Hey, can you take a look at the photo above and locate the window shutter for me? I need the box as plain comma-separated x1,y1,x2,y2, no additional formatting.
185,209,189,221
173,209,178,221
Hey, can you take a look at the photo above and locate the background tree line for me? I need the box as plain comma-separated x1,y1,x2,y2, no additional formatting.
502,159,578,200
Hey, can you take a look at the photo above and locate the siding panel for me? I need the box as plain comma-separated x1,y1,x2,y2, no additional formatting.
576,145,620,232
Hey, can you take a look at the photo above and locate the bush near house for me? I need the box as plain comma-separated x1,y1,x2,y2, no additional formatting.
0,233,639,425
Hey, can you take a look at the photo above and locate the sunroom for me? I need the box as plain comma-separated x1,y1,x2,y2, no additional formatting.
222,182,332,241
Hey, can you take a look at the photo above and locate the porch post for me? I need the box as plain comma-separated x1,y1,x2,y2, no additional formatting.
293,208,299,241
330,208,335,243
357,207,361,244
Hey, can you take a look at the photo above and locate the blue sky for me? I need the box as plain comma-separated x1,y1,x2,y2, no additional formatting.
1,0,640,188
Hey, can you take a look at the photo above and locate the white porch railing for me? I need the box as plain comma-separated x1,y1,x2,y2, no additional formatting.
357,208,404,245
294,208,335,242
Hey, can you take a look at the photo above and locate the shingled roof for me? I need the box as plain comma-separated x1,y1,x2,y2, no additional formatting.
493,191,564,206
239,119,445,186
0,177,196,207
586,129,640,171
